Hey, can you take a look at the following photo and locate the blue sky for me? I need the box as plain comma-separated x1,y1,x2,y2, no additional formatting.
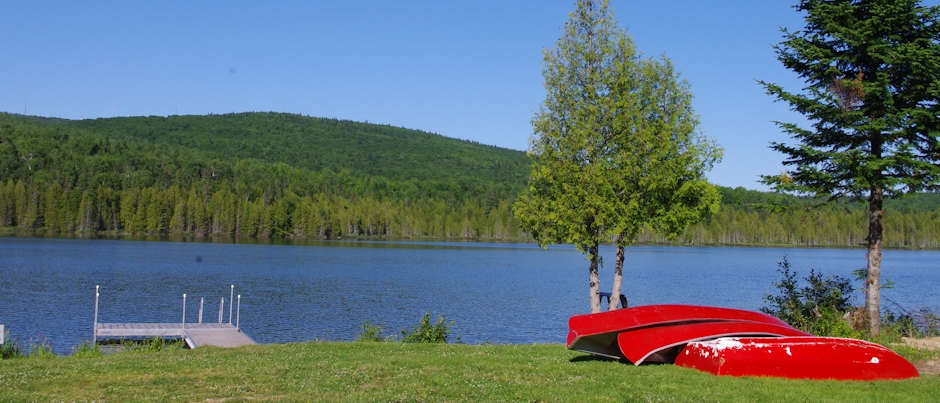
3,1,936,190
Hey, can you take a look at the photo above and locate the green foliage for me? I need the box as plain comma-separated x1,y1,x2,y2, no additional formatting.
27,336,55,358
118,337,186,353
761,256,859,337
515,0,720,312
356,321,392,342
759,0,940,334
881,306,940,339
400,311,453,343
0,112,526,240
760,0,940,198
71,341,103,358
1,330,21,359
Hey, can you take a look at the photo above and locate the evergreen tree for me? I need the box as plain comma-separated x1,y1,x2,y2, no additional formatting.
760,0,940,334
515,0,721,313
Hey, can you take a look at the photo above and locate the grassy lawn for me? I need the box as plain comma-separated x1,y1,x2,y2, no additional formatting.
1,342,938,402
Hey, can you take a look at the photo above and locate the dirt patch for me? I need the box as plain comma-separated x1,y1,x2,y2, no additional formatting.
902,337,940,350
903,337,940,376
915,360,940,376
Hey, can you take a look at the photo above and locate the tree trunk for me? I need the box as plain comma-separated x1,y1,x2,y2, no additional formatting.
866,185,884,336
609,239,625,312
589,243,601,313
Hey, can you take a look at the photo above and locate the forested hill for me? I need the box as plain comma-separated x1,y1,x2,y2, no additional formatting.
0,112,529,204
0,111,534,238
2,111,940,248
55,112,529,188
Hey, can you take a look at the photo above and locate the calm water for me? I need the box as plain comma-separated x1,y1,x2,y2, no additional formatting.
1,236,938,354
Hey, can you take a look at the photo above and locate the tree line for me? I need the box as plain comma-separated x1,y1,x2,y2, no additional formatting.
4,176,940,248
0,179,520,239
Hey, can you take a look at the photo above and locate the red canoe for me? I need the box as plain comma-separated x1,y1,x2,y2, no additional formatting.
617,321,809,365
567,304,797,360
675,337,920,380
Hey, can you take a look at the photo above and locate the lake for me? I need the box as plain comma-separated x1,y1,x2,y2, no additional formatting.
1,236,938,354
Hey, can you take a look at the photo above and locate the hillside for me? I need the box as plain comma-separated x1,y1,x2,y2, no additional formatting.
1,112,529,204
55,112,530,192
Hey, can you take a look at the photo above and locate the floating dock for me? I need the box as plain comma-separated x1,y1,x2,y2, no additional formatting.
93,285,257,349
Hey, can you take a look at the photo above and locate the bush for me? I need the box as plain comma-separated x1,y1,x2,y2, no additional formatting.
761,256,857,337
356,321,391,342
400,311,454,343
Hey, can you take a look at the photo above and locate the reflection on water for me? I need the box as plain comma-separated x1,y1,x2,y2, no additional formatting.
1,236,938,354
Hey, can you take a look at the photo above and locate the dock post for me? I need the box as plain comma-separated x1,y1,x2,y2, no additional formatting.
236,294,241,330
218,298,224,324
198,297,204,324
93,285,99,344
229,285,234,324
182,294,187,329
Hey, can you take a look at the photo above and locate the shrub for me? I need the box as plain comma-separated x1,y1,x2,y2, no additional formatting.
400,311,454,343
761,256,857,336
356,321,391,342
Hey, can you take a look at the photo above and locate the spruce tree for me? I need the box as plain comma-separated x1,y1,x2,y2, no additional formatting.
761,0,940,334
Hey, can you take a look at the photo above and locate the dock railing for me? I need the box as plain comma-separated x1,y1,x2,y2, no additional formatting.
93,284,242,344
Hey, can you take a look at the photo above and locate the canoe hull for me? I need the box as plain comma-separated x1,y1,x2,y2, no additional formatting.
675,337,920,380
617,321,809,365
567,304,796,360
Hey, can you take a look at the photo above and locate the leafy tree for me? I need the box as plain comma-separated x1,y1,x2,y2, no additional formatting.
515,0,721,313
760,0,940,334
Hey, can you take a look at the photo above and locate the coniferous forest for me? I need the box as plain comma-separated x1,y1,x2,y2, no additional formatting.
1,112,939,248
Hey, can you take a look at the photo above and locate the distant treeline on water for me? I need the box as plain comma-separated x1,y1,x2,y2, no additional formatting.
2,112,939,248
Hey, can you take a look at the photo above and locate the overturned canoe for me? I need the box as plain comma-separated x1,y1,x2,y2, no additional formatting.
675,336,919,380
617,321,809,365
567,304,797,360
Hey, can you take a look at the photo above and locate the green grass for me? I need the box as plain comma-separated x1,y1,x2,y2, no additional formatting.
0,342,937,402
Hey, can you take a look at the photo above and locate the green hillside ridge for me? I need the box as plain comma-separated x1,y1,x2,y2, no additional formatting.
2,112,939,247
55,112,530,190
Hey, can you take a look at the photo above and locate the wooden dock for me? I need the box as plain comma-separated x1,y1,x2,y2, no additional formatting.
96,323,257,348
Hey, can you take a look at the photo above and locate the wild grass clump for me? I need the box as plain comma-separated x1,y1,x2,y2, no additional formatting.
118,337,187,353
27,335,55,359
1,330,21,359
71,341,103,358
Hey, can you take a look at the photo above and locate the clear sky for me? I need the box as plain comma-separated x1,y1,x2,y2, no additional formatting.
3,1,937,190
